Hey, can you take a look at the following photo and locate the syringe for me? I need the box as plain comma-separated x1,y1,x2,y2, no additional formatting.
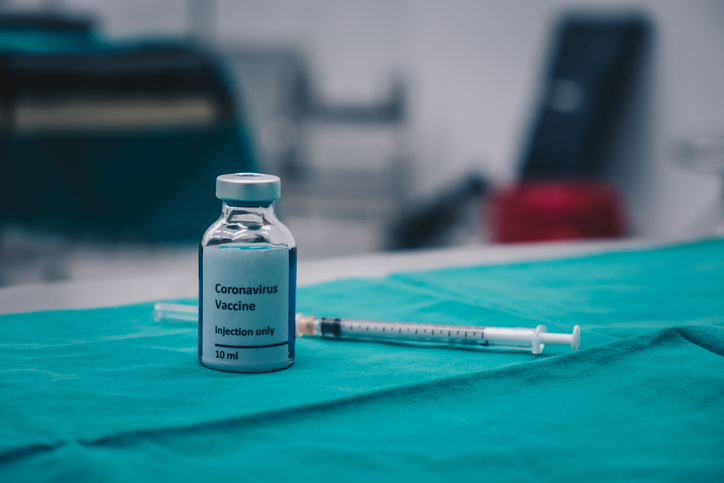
153,303,580,355
295,315,579,354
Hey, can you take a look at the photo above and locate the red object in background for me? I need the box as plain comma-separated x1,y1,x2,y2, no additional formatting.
489,182,626,243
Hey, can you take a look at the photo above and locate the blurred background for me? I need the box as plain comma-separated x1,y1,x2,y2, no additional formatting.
1,0,723,288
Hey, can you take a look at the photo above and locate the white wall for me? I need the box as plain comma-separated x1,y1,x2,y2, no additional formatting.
7,0,724,238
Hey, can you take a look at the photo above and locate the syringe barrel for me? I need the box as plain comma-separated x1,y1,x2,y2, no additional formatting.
317,317,543,353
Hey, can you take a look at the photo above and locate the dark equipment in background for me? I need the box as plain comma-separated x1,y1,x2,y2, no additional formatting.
520,13,649,180
388,175,487,250
390,13,649,248
490,13,650,243
0,13,255,241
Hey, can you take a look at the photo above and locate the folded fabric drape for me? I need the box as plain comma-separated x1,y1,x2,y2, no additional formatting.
2,239,723,481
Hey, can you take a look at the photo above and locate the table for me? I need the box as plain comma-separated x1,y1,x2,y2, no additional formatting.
2,237,722,482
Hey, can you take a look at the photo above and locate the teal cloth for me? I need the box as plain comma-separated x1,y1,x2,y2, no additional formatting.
1,240,723,482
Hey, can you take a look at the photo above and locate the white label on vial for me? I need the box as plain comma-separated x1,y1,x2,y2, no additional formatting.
201,246,289,371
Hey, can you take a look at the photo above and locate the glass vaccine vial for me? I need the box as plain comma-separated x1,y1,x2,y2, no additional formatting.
199,173,296,372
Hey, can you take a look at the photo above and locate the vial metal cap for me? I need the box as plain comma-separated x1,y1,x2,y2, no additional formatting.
216,173,281,202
